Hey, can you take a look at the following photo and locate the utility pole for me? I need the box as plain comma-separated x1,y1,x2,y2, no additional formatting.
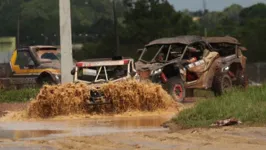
59,0,74,84
16,14,20,48
113,0,120,56
203,0,208,37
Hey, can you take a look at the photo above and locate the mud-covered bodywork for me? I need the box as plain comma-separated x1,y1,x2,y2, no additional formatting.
205,36,248,89
71,57,137,105
136,35,248,102
0,46,61,89
204,36,247,69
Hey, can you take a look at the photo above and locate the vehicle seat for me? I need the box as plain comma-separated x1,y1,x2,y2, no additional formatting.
202,50,219,71
186,49,219,74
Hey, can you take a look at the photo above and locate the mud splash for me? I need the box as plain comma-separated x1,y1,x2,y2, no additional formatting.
0,109,179,122
26,80,179,118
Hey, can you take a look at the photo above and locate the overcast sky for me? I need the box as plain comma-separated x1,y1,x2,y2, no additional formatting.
168,0,266,11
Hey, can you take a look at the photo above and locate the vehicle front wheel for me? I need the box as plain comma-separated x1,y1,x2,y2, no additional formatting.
212,74,232,96
165,77,185,102
37,76,56,87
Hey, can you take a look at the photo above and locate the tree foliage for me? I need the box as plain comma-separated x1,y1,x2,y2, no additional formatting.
0,0,265,62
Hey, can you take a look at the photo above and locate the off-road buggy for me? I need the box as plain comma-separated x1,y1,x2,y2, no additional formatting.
204,36,248,92
0,45,61,89
136,35,248,102
71,56,137,105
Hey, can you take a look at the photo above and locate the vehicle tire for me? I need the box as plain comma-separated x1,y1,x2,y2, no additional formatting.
235,70,248,88
212,74,232,96
165,77,185,102
37,76,56,87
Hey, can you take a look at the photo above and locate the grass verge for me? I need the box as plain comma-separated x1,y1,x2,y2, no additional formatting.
173,85,266,128
0,88,40,103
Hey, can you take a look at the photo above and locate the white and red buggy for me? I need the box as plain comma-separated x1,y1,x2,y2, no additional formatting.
71,56,138,105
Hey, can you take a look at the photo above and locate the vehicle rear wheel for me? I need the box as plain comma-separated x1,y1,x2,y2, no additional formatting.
165,77,185,102
213,74,232,96
235,70,248,88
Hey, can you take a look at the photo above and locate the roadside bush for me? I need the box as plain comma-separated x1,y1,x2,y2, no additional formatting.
173,85,266,128
0,88,40,103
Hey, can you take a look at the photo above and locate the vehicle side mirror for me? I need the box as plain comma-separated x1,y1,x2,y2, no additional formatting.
71,68,75,75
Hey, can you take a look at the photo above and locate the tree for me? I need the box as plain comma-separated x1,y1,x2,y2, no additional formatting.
123,0,194,44
238,3,266,62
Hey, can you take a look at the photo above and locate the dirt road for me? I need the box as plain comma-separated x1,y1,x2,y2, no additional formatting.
1,102,266,150
1,126,266,150
35,127,266,150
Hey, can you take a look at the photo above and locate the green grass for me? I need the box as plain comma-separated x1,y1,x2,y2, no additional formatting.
173,85,266,128
0,88,40,103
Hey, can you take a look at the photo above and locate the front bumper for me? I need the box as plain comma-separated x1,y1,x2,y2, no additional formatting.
87,90,112,105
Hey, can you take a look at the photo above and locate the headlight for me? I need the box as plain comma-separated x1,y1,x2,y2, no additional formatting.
221,66,229,72
151,69,162,75
55,75,60,80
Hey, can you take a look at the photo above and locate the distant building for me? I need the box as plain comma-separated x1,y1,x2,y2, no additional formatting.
192,17,201,22
0,37,16,52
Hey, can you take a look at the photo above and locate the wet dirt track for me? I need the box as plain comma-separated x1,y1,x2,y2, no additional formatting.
0,115,171,150
0,103,27,117
0,102,266,150
2,126,266,150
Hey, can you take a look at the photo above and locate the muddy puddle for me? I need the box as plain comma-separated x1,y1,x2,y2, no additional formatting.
0,115,171,141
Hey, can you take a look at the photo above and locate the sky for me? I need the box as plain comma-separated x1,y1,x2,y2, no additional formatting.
168,0,266,11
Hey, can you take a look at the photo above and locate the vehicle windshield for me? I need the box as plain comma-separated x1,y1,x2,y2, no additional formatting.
40,52,60,61
77,64,128,83
139,44,186,62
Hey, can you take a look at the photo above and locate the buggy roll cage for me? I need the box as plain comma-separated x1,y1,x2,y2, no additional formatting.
138,40,212,63
73,59,136,84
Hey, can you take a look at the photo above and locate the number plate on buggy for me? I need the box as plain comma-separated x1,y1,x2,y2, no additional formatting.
82,69,97,76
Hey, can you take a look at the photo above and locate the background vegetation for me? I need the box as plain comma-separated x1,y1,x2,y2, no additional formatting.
0,0,265,62
173,85,266,128
0,88,39,103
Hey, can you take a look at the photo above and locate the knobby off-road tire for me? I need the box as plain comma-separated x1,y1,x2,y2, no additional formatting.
37,76,56,87
165,77,186,102
213,74,232,96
